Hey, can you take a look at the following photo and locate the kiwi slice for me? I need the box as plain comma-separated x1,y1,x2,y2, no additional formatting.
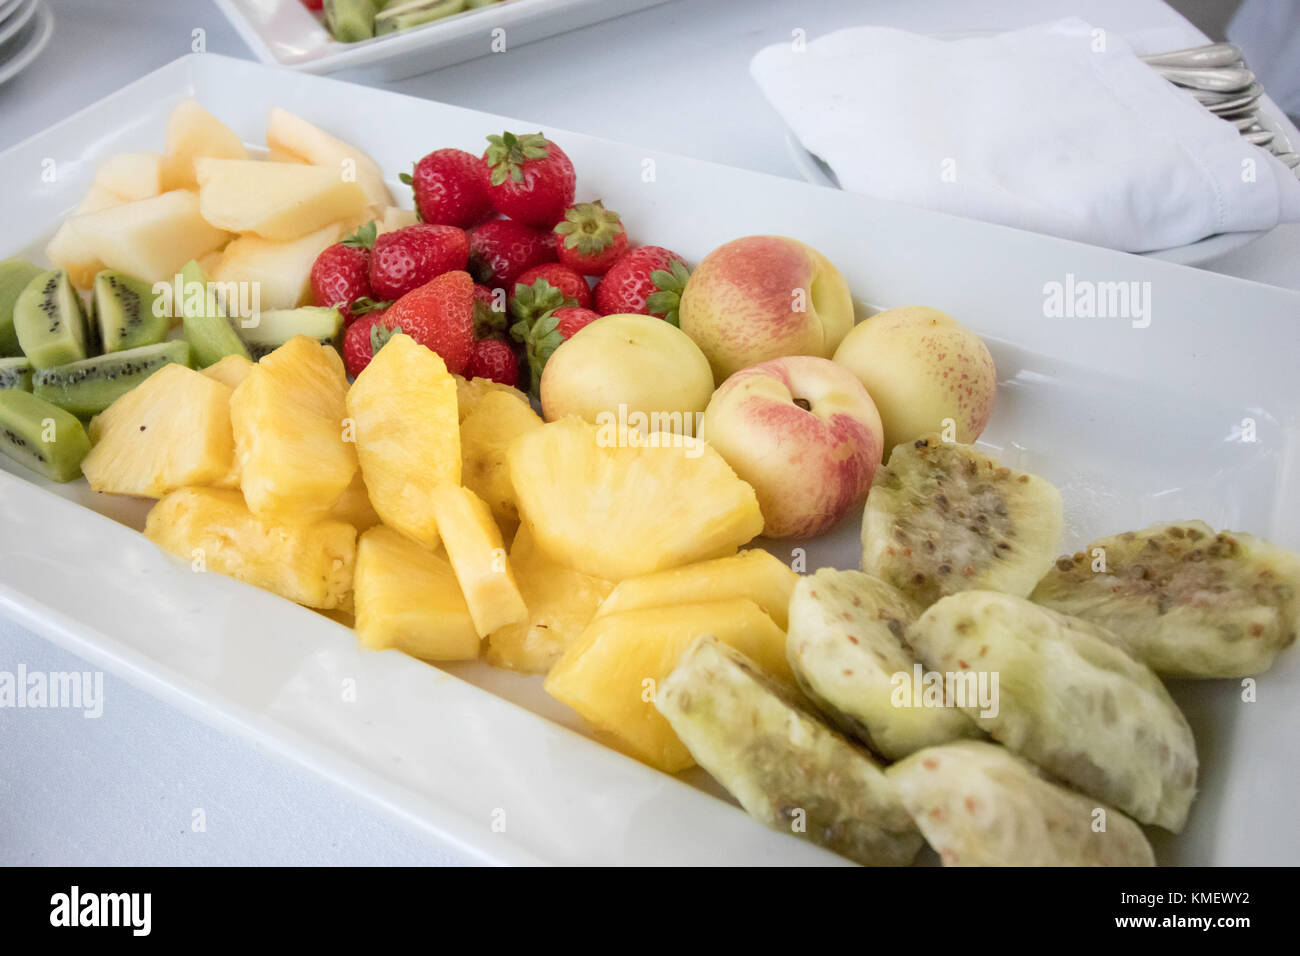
0,389,91,482
177,260,251,369
1032,521,1300,678
0,357,32,391
31,340,191,417
908,590,1198,832
861,437,1064,608
887,741,1155,866
239,306,343,360
0,259,43,357
375,0,465,35
655,634,924,866
92,270,169,353
787,568,982,761
13,269,92,370
324,0,378,41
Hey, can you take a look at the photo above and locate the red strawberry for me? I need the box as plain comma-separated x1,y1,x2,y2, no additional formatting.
594,246,690,325
401,148,493,228
467,218,556,288
301,0,323,9
369,223,469,302
514,263,592,310
344,270,475,377
553,201,628,276
466,338,520,388
481,131,576,227
310,221,376,323
512,306,601,391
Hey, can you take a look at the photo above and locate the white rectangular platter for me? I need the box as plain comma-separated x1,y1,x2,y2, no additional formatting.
2,52,1298,865
213,0,669,79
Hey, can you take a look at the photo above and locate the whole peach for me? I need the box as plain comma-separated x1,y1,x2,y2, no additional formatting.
679,235,854,384
699,355,884,539
832,306,996,452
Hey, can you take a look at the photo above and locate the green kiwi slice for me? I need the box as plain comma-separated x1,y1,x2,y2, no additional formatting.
0,259,44,357
13,269,92,369
0,357,32,391
177,260,251,369
93,270,169,353
0,389,91,482
239,306,343,360
31,340,191,417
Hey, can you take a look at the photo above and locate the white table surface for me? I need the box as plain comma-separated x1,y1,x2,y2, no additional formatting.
1,0,1296,866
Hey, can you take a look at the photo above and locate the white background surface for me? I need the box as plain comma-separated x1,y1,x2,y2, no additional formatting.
1,0,1296,866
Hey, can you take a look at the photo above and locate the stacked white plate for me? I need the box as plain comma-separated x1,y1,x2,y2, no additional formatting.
0,0,53,86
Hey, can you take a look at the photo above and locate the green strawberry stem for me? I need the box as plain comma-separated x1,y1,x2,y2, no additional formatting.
485,131,552,186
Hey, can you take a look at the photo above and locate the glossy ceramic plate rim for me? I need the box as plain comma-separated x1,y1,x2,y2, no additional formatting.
3,53,1299,866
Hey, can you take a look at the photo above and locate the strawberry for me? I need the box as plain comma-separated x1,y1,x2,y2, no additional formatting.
466,338,520,388
512,306,601,391
310,220,376,323
369,223,470,302
344,270,475,377
401,148,493,228
481,131,576,227
301,0,323,9
473,282,508,338
467,218,557,288
514,263,592,310
594,246,690,325
553,201,628,276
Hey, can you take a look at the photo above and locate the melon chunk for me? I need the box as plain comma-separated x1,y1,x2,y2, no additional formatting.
266,107,394,211
82,364,234,498
62,190,230,286
160,99,249,191
195,158,366,240
212,222,343,311
93,153,163,202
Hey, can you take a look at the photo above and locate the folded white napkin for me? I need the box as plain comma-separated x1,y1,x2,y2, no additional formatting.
751,18,1300,252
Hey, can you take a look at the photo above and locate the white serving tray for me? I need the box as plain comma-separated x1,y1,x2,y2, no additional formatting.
214,0,669,80
2,53,1298,866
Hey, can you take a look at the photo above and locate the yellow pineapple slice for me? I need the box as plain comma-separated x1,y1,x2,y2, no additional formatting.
508,416,763,581
453,373,528,423
346,333,459,548
545,599,792,772
595,550,798,630
430,484,527,637
82,364,234,498
460,389,543,537
353,526,479,660
329,469,381,532
201,353,255,390
145,487,356,609
487,524,614,673
230,335,356,522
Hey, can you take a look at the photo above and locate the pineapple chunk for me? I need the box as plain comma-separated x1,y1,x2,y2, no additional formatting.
346,333,459,548
545,599,792,772
329,469,381,532
460,389,543,537
60,190,231,286
93,152,163,202
231,335,356,521
595,550,798,630
160,99,250,191
82,364,234,498
431,484,527,637
487,524,613,673
509,416,763,581
213,222,343,311
266,107,395,211
353,526,479,660
201,353,255,390
195,158,367,241
453,374,529,423
145,487,356,609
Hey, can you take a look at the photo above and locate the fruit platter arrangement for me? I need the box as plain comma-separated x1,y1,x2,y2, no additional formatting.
1,95,1297,868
